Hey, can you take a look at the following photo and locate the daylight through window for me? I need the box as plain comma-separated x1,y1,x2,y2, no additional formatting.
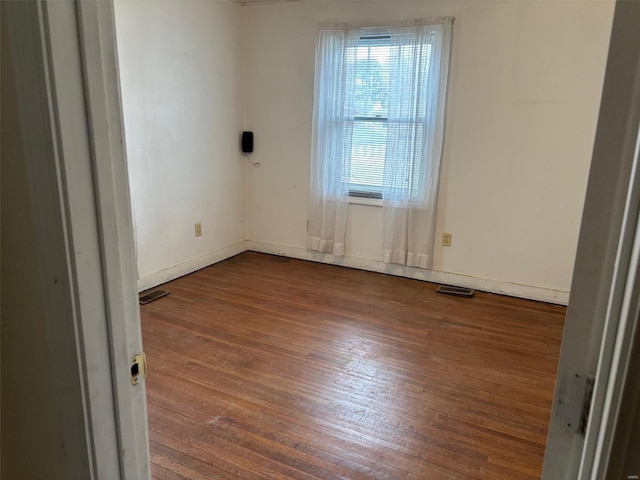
348,35,390,198
347,33,432,199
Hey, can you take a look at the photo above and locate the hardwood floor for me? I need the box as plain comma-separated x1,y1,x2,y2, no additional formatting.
140,252,565,479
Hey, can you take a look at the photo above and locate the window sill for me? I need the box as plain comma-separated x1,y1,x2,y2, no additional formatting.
349,196,382,207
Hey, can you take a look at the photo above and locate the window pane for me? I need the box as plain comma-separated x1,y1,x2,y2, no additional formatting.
354,41,390,118
349,120,386,192
350,36,391,195
384,120,425,193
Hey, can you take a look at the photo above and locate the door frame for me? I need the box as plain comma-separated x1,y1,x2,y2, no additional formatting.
541,1,640,477
5,0,149,478
75,1,150,477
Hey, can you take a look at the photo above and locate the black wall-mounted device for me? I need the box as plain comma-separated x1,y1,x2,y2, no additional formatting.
242,131,254,153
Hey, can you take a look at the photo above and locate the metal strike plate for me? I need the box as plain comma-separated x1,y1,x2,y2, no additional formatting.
131,353,147,385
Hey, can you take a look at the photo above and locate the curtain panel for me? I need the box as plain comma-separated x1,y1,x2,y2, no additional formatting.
308,18,453,266
308,27,360,255
382,19,453,269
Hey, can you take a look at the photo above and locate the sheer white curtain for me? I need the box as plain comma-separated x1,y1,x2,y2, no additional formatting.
382,19,453,269
308,27,360,255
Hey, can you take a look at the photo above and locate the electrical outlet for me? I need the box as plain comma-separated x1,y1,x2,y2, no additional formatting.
442,232,452,247
195,222,202,237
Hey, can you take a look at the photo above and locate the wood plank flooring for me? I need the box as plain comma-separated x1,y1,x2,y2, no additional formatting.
140,252,565,479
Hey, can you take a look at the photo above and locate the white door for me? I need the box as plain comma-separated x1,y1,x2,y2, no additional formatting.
542,1,640,478
5,1,150,478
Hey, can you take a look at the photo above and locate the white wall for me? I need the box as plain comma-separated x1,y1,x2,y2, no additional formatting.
115,0,247,288
243,0,614,295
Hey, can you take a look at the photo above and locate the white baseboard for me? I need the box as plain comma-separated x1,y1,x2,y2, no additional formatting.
137,241,248,292
246,240,570,305
137,239,570,305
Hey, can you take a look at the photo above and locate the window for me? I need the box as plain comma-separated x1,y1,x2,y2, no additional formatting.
348,35,391,199
311,22,450,202
347,34,434,200
309,19,452,265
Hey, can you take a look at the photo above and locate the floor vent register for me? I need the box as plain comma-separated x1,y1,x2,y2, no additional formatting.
436,285,475,297
139,289,170,305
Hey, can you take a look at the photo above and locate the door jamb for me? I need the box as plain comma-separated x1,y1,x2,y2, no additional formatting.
75,1,150,477
4,1,150,478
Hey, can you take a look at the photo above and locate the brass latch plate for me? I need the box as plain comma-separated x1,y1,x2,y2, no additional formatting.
131,353,147,385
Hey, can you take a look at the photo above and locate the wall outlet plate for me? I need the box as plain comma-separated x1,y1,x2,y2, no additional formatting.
442,232,452,247
195,222,202,237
